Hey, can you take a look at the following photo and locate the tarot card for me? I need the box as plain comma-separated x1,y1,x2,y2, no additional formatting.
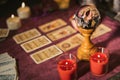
0,66,17,75
0,53,18,80
0,67,16,75
21,36,52,53
0,28,9,38
30,45,63,64
0,59,17,77
0,57,13,64
0,74,16,80
0,69,18,80
91,24,111,39
13,28,41,44
0,52,10,59
56,33,83,52
46,25,77,41
0,62,16,73
0,52,13,63
0,59,16,67
38,19,67,33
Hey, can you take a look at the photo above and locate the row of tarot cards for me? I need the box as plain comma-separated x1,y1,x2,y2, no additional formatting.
13,18,111,64
0,52,18,80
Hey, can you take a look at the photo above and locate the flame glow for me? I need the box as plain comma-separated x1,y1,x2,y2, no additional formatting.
21,2,25,8
65,62,68,65
97,55,100,58
11,14,14,18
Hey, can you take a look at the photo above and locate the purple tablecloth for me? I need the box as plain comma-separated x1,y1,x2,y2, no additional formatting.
0,4,120,80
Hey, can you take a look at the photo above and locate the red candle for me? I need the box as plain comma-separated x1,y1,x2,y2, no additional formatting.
57,59,77,80
90,52,108,76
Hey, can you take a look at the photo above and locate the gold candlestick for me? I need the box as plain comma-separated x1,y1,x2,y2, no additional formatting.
77,27,97,60
70,5,101,61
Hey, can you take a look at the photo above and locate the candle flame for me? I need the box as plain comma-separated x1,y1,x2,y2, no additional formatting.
11,14,14,18
21,2,25,8
66,62,68,65
97,55,100,58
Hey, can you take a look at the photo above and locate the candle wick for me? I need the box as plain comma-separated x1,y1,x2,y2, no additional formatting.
69,54,72,60
101,48,104,53
97,55,101,63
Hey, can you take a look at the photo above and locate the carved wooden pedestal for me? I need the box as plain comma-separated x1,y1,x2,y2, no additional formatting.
77,27,97,61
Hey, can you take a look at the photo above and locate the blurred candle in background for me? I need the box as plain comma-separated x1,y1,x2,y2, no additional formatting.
113,0,120,13
17,2,31,19
6,14,21,30
54,0,70,10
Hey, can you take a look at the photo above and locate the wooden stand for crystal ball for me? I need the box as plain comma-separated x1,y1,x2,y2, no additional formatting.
77,27,97,61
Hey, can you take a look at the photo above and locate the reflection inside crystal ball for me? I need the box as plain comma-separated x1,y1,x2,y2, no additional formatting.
74,5,101,29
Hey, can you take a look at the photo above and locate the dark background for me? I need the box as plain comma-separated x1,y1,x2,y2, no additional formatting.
0,0,116,18
0,0,43,17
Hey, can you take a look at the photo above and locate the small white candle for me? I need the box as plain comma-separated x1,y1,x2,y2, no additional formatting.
113,0,120,12
17,2,31,19
6,14,21,30
101,48,104,53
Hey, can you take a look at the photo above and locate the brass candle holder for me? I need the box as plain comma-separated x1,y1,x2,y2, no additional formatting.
77,27,97,60
71,5,101,61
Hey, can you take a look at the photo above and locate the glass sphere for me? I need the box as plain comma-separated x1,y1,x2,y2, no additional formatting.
73,5,101,29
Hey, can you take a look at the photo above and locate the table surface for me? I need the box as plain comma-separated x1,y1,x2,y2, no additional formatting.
0,3,120,80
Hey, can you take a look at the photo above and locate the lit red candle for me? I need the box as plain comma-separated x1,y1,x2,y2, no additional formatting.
90,52,108,76
57,59,77,80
